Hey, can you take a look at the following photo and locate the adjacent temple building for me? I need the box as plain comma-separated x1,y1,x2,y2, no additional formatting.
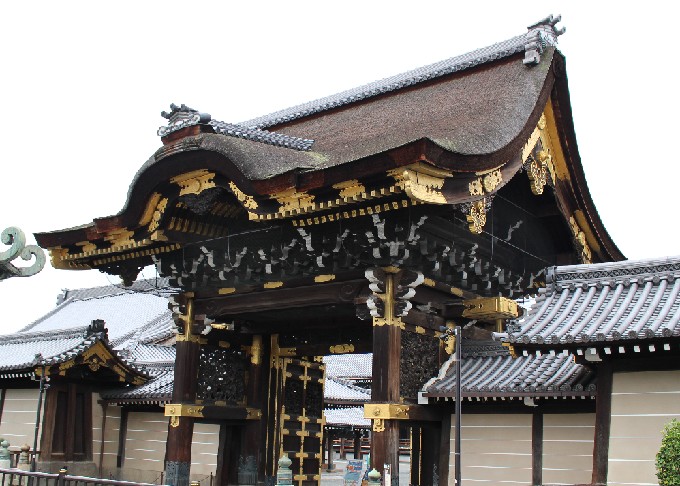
1,14,675,486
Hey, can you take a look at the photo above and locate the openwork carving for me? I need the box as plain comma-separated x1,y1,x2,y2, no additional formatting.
283,378,304,416
0,226,46,281
306,381,324,418
197,345,247,405
400,331,440,399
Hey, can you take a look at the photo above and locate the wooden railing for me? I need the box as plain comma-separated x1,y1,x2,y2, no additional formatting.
0,468,167,486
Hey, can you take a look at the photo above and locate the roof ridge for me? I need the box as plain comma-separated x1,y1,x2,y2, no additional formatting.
241,15,564,129
157,104,315,151
548,255,680,288
4,325,89,343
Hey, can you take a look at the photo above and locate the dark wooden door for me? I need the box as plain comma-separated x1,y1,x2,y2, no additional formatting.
277,358,325,486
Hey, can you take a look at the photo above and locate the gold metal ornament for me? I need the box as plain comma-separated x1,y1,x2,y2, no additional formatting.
466,200,487,234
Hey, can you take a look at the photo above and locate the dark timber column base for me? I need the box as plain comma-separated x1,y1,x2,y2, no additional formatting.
166,460,191,486
532,412,543,486
592,361,613,485
371,420,400,485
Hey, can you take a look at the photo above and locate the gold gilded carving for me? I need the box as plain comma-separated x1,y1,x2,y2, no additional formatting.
264,281,283,289
573,210,602,253
333,180,366,200
138,193,163,227
468,179,484,197
537,113,547,130
462,297,519,320
401,169,449,204
466,200,487,234
148,197,169,232
314,274,336,283
218,287,236,295
75,240,97,254
527,156,548,195
415,326,426,335
482,169,502,193
170,416,180,428
250,335,263,365
274,188,316,214
170,170,216,196
228,181,258,210
246,408,262,420
569,216,593,263
105,229,135,247
329,344,355,354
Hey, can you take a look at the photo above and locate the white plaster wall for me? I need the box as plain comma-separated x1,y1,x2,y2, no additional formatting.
0,389,40,448
608,370,680,486
448,413,532,485
542,413,594,485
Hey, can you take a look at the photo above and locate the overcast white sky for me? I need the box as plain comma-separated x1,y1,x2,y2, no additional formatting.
2,2,678,334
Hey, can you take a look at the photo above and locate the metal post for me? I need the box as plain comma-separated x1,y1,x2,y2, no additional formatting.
31,364,46,474
454,326,462,486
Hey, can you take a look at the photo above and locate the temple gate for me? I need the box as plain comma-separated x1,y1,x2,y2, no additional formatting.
34,16,625,486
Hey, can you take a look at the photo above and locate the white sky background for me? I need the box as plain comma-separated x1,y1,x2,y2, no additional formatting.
1,2,678,334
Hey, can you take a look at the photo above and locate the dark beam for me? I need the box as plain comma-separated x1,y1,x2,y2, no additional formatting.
196,280,365,317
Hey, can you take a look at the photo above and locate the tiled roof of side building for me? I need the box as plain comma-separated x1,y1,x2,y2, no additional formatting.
101,364,174,404
22,291,173,343
0,322,147,383
324,407,370,428
323,354,372,379
423,340,595,399
0,326,91,374
496,256,680,352
324,376,371,402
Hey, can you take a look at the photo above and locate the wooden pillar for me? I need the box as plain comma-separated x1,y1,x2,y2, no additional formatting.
592,361,613,485
353,430,362,460
243,334,268,482
165,295,200,486
410,425,421,486
327,429,334,471
421,423,442,485
370,271,401,485
438,414,452,486
532,412,543,486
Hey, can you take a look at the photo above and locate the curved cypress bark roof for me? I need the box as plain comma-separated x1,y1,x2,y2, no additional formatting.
35,15,623,275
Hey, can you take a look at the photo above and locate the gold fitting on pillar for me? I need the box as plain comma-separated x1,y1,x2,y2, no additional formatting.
462,296,519,320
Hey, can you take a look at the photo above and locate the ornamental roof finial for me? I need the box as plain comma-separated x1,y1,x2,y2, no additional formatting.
523,14,565,66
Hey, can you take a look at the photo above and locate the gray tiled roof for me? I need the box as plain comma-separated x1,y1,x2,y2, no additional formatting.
0,326,90,374
101,364,174,403
22,290,173,345
324,407,370,428
323,354,372,379
423,340,594,399
242,16,563,129
0,323,147,382
324,376,371,402
497,256,680,349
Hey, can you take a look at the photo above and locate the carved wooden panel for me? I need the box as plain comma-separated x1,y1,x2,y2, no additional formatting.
197,345,247,405
400,332,441,400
